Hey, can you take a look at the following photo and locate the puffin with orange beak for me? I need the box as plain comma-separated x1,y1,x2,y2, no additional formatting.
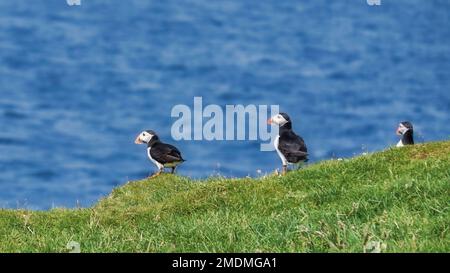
268,113,308,175
396,121,414,147
134,130,185,178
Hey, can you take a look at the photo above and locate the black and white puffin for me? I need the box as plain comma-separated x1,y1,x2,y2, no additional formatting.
268,113,308,175
396,121,414,147
134,130,185,178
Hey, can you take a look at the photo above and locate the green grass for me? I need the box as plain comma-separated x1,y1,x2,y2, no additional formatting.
1,141,449,252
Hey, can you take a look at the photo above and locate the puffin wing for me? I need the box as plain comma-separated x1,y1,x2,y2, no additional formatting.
278,133,308,162
150,143,184,164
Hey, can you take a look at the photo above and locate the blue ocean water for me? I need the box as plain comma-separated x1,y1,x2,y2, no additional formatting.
0,0,449,210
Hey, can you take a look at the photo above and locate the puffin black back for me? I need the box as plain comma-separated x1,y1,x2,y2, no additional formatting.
397,121,415,147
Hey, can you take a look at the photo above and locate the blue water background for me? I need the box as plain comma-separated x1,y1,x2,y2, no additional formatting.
0,0,449,209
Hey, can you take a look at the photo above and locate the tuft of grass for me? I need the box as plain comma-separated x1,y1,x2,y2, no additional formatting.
0,141,449,252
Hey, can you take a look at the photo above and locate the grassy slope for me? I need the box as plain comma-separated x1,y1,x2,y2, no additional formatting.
0,141,449,253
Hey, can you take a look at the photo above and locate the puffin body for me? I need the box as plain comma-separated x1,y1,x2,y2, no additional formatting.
135,130,185,178
396,121,414,147
268,113,308,175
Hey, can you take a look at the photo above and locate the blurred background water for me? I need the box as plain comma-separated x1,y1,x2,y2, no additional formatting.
0,0,449,209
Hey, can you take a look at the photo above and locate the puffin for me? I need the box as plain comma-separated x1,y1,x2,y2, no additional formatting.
396,121,414,147
268,113,308,175
134,130,185,178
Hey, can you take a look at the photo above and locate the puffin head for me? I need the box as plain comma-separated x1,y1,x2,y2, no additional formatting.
268,112,291,126
134,130,158,144
396,121,413,136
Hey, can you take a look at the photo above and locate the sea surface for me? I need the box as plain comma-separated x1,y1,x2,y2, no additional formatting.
0,0,449,209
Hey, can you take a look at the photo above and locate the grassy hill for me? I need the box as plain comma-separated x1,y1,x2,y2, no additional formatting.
0,141,449,253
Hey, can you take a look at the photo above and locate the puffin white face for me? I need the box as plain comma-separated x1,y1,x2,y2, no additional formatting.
396,123,408,136
268,114,288,126
134,131,154,144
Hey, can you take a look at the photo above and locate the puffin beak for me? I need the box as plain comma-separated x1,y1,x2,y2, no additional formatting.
396,127,402,136
134,135,143,144
267,118,272,125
